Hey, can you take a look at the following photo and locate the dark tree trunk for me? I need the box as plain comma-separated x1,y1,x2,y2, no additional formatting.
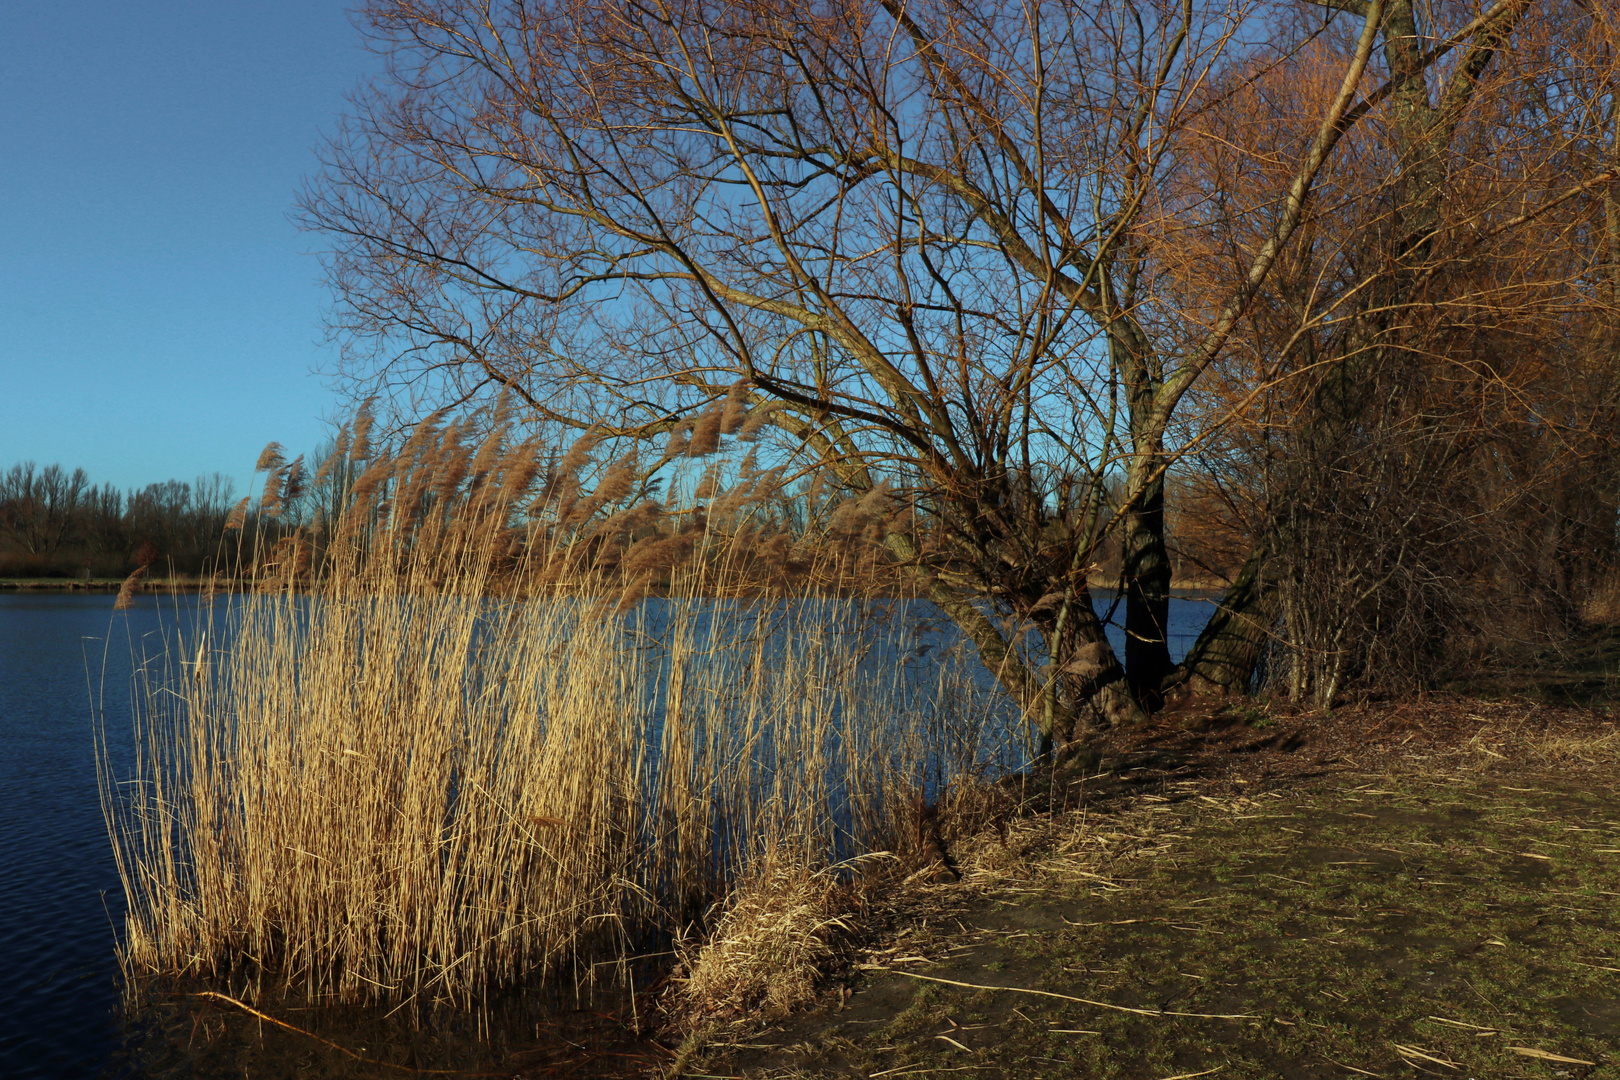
1122,467,1174,707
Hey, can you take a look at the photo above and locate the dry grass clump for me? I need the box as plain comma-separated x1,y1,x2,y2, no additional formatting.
933,774,1021,848
1532,727,1620,763
1457,719,1620,772
97,403,1018,1009
672,848,866,1022
1581,574,1620,625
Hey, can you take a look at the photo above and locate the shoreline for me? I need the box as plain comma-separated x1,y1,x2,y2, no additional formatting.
678,699,1620,1080
0,578,223,593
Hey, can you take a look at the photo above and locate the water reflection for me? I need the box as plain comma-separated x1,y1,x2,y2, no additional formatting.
109,978,664,1079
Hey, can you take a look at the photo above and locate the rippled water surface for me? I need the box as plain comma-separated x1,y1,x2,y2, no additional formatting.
0,594,155,1077
0,590,1212,1078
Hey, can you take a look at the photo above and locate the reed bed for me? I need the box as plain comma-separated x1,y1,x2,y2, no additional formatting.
99,408,1017,1009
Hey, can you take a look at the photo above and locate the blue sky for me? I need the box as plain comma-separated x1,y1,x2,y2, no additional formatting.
0,2,378,496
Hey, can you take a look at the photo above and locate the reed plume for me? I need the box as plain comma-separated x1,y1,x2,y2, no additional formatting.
280,455,308,504
113,565,146,610
721,380,751,435
737,402,780,442
312,442,341,488
223,497,250,533
498,438,544,504
686,405,724,458
693,464,720,501
259,466,285,516
555,428,598,477
663,420,690,459
254,441,286,473
349,399,375,462
595,454,637,504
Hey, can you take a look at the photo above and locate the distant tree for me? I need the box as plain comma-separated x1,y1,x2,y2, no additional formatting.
0,462,89,559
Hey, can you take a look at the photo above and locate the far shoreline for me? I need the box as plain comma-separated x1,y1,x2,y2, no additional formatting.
0,577,224,594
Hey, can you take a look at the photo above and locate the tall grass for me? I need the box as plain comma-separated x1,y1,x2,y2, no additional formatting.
99,410,1015,1008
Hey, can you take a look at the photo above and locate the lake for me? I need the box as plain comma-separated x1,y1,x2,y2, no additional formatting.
0,589,1215,1077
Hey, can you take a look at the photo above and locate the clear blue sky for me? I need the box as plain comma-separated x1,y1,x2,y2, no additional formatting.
0,2,377,496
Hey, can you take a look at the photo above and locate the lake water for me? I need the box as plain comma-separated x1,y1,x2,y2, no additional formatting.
0,590,1214,1078
1,594,140,1077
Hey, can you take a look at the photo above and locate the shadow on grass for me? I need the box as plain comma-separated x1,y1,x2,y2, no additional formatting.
698,746,1620,1079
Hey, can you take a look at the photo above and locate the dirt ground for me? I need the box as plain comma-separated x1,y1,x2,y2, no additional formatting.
670,697,1620,1080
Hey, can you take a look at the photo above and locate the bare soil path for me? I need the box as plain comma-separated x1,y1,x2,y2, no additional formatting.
682,700,1620,1080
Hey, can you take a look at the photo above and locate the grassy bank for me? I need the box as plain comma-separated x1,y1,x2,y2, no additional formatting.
676,702,1620,1079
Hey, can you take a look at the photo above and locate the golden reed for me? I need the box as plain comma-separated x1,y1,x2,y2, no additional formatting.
98,406,1010,1008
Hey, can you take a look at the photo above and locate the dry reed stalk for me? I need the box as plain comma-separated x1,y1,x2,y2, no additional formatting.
99,408,1011,1009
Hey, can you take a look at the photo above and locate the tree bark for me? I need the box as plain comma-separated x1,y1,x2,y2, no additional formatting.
1122,462,1174,706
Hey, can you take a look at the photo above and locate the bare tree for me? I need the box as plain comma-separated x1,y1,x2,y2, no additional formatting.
303,0,1567,743
0,462,90,559
1170,0,1620,703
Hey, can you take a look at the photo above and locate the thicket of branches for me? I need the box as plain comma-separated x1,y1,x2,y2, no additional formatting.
283,0,1620,726
1170,0,1620,704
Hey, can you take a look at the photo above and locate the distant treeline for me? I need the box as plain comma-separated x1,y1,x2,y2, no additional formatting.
0,452,1242,588
0,462,253,578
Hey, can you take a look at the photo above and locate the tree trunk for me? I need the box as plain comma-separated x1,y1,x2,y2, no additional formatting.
885,530,1142,744
1174,536,1276,697
1121,463,1174,707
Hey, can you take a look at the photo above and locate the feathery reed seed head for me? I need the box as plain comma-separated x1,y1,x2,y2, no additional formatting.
254,441,286,473
113,565,146,610
721,380,751,435
686,405,724,458
737,402,781,442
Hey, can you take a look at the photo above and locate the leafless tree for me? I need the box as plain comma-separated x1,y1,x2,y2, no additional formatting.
302,0,1585,743
0,462,90,560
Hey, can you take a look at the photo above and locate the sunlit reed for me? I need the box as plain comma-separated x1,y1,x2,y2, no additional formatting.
99,411,1013,1008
